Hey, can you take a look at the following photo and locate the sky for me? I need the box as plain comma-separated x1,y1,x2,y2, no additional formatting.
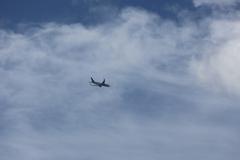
0,0,240,160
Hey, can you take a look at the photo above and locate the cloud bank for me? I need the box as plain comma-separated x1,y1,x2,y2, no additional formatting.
0,7,240,160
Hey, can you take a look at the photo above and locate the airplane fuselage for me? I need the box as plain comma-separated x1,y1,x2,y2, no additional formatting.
92,82,110,87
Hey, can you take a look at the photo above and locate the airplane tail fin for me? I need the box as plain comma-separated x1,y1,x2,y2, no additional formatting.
102,79,105,84
91,77,95,83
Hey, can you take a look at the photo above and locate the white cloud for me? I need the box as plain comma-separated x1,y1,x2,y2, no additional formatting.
193,0,238,7
191,17,240,95
0,7,240,160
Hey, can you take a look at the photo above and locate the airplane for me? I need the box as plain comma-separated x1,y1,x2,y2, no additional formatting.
89,77,110,87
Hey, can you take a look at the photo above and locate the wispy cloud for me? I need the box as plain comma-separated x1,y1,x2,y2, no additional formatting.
193,0,238,6
0,6,240,160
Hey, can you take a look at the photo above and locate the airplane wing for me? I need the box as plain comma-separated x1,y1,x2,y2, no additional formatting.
91,77,95,83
